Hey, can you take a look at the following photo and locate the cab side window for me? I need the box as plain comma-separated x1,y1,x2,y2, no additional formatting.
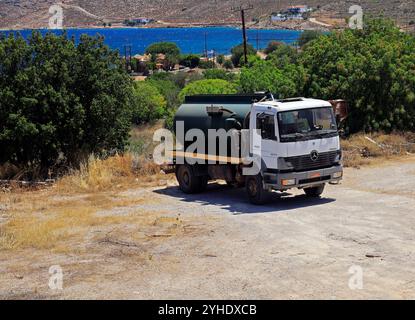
256,113,277,140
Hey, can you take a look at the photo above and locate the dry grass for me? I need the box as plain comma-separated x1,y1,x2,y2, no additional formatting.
342,132,415,168
56,121,169,193
56,153,166,194
0,185,180,252
0,188,146,251
0,122,183,259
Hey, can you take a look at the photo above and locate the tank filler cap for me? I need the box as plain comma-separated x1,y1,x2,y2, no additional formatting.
206,105,224,116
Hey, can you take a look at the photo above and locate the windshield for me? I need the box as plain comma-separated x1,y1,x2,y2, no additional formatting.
278,107,338,142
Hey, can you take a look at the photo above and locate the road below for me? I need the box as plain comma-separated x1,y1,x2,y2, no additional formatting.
1,157,415,299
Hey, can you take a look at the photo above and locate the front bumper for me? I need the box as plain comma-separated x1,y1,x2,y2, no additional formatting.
263,165,343,191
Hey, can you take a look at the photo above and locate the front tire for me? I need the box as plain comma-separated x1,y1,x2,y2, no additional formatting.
304,184,325,197
176,164,208,194
246,175,269,205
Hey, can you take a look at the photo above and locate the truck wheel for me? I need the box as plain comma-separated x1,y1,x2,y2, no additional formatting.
176,164,206,194
246,175,269,205
304,184,325,197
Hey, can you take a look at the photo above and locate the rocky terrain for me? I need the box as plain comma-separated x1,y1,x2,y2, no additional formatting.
0,0,414,30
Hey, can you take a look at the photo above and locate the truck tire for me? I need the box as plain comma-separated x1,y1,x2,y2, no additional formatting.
246,175,269,205
304,184,325,197
176,164,207,194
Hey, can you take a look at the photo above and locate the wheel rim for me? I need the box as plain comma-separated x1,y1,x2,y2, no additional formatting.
248,179,257,196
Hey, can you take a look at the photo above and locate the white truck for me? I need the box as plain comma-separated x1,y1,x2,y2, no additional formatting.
169,94,343,204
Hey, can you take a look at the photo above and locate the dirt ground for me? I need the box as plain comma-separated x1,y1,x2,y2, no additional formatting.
1,157,415,300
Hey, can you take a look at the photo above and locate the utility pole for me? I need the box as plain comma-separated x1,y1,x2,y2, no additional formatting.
204,32,208,59
232,4,253,65
256,29,259,51
124,45,132,73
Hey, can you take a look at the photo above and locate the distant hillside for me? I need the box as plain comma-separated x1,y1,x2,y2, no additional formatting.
1,0,414,29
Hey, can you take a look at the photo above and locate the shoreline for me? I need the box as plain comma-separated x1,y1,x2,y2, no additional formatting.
0,22,319,32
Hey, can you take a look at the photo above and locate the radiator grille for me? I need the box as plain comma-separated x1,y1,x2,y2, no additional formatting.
285,151,338,171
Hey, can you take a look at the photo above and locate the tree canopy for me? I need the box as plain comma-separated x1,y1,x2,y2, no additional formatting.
231,43,256,67
130,81,167,124
300,19,415,132
0,32,132,176
178,79,238,102
297,30,324,47
179,54,200,69
145,42,181,57
239,60,304,98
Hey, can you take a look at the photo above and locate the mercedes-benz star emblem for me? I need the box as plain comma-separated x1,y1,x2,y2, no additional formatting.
310,150,319,162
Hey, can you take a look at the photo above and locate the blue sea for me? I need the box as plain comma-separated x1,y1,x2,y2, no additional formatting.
4,27,302,55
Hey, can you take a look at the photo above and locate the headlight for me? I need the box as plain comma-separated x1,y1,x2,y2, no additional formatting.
335,150,342,162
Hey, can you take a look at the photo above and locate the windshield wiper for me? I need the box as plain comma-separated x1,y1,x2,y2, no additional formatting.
314,129,338,137
281,132,306,141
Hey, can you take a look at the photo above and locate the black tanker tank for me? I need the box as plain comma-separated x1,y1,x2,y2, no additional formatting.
174,94,268,156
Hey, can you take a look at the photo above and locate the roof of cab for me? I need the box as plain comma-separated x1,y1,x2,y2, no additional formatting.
256,97,332,112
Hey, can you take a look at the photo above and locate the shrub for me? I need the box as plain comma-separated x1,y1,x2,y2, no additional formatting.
266,43,298,68
199,59,216,69
264,41,283,54
178,79,238,102
239,60,304,98
203,69,236,81
0,32,132,177
297,30,324,47
231,43,256,67
216,54,225,65
130,82,167,124
239,54,261,67
146,78,181,109
179,54,200,68
223,59,234,69
300,18,415,132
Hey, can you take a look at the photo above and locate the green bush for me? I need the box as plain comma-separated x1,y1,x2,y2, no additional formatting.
179,54,200,68
239,60,304,98
130,82,167,124
239,54,261,67
0,32,132,177
223,59,234,69
297,30,324,47
178,79,238,102
264,41,283,54
266,44,298,68
199,59,216,69
231,43,256,67
203,69,236,81
216,54,225,65
300,18,415,132
146,78,181,109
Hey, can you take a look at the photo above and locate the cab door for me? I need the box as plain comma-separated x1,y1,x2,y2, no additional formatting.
250,110,279,170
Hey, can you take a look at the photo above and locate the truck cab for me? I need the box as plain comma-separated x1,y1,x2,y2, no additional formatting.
171,94,343,205
246,97,343,203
